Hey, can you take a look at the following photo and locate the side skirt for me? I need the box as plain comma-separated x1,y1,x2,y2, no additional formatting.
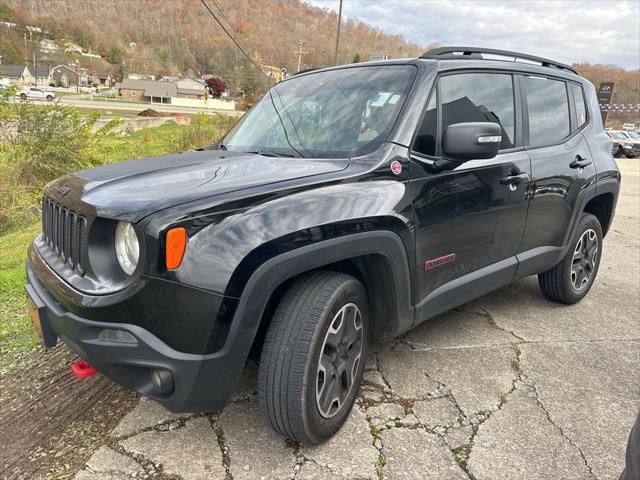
412,245,564,330
413,256,517,328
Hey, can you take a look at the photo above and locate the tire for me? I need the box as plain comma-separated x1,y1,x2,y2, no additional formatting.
538,213,603,304
46,95,53,102
258,271,369,444
616,146,624,158
625,154,637,159
19,93,27,100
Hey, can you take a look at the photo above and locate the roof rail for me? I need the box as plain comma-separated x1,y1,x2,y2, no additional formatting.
292,68,319,76
420,46,577,74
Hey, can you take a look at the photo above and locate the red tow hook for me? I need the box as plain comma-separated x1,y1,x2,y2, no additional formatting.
71,359,98,378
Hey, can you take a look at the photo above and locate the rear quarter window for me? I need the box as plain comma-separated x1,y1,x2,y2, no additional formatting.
571,83,588,129
524,76,571,146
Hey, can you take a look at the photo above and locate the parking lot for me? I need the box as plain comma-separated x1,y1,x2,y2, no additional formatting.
75,158,639,480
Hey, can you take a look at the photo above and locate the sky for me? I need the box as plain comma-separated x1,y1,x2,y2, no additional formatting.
307,0,640,69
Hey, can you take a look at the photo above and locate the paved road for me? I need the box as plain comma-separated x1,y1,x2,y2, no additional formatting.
57,96,242,116
75,159,639,480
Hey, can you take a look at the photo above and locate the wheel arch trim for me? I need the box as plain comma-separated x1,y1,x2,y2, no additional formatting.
218,230,414,359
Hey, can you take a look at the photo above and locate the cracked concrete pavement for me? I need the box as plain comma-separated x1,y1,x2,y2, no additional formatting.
75,158,639,480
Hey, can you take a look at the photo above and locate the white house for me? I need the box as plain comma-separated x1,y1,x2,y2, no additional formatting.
39,39,59,54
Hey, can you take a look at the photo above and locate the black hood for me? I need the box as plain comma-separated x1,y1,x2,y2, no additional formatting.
44,150,349,222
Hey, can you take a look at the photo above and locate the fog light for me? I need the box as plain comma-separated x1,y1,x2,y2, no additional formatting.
98,329,138,344
151,369,174,394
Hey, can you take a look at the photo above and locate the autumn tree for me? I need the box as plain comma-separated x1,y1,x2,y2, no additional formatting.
0,3,13,21
205,76,226,97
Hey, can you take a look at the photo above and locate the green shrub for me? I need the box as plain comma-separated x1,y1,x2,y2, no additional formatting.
0,99,121,232
175,113,237,151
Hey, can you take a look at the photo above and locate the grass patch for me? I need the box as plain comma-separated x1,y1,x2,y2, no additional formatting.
0,224,41,371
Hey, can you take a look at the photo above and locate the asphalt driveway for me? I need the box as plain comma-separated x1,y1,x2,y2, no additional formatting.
75,158,639,480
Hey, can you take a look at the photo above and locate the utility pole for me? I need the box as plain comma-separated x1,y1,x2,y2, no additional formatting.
333,0,343,65
296,41,307,73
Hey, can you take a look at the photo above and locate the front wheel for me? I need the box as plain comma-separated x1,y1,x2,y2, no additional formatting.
46,95,53,102
258,271,369,444
19,93,27,100
538,213,603,304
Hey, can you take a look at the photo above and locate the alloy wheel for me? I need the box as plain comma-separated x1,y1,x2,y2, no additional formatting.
571,228,598,291
316,303,363,418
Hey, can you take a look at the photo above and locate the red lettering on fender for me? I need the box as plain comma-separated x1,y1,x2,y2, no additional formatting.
424,253,457,271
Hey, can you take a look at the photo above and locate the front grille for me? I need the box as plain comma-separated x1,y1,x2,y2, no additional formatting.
42,196,87,275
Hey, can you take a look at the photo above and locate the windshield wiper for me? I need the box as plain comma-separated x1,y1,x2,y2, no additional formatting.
246,150,297,158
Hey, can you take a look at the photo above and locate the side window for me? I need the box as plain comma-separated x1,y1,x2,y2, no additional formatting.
524,76,570,145
571,83,587,128
413,92,437,156
440,73,516,150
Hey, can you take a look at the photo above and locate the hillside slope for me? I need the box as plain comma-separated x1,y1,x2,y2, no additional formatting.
2,0,424,92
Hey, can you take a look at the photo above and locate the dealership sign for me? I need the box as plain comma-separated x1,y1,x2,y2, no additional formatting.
597,82,615,124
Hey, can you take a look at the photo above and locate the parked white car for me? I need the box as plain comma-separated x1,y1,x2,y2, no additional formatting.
16,87,55,102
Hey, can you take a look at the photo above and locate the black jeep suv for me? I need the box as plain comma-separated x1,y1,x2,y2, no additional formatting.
26,47,620,444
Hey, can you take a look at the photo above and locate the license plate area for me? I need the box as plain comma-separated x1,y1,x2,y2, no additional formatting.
25,285,58,348
28,296,43,338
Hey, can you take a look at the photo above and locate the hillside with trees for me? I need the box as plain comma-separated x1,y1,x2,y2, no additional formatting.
1,0,424,98
0,0,637,125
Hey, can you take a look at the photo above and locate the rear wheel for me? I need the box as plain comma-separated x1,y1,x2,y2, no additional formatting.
258,271,369,444
19,93,27,100
538,213,602,304
46,95,53,102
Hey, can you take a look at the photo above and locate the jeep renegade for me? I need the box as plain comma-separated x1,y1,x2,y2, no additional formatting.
26,47,620,444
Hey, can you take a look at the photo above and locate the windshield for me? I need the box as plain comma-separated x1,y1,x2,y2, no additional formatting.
625,132,640,140
609,131,628,140
224,65,416,158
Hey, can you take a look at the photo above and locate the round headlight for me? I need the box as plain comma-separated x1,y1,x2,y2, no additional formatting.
114,221,140,275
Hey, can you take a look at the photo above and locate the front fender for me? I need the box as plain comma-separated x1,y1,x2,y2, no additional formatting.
167,180,413,294
212,230,414,382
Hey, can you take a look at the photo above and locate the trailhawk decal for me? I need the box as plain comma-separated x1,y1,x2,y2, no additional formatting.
424,253,457,271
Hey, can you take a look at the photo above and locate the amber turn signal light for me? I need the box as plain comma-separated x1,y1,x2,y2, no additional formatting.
166,227,187,270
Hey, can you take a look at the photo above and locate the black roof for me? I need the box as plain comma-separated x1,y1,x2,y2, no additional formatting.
27,66,50,78
0,64,27,78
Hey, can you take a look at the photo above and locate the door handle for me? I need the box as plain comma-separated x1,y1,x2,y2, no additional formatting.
500,173,530,185
570,156,592,169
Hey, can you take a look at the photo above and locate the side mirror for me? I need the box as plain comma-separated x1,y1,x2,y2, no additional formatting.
442,122,501,162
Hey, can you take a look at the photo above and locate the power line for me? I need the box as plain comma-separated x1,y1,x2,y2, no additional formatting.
208,0,241,35
198,0,268,78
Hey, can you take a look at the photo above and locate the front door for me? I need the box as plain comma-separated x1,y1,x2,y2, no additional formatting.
409,71,531,316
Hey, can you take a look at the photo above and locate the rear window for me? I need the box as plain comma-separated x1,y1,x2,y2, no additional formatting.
525,76,570,146
571,83,587,129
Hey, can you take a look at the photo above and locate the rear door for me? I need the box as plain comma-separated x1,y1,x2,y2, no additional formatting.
410,71,531,310
518,75,596,272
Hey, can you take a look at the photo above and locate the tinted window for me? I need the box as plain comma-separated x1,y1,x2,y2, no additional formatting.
440,73,515,150
571,83,587,128
525,77,570,145
413,92,437,156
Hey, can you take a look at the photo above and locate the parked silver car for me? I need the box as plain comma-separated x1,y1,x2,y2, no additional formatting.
606,130,640,158
16,86,55,102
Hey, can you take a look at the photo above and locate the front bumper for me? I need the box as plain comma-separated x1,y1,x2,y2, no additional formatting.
26,260,245,412
621,144,640,156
